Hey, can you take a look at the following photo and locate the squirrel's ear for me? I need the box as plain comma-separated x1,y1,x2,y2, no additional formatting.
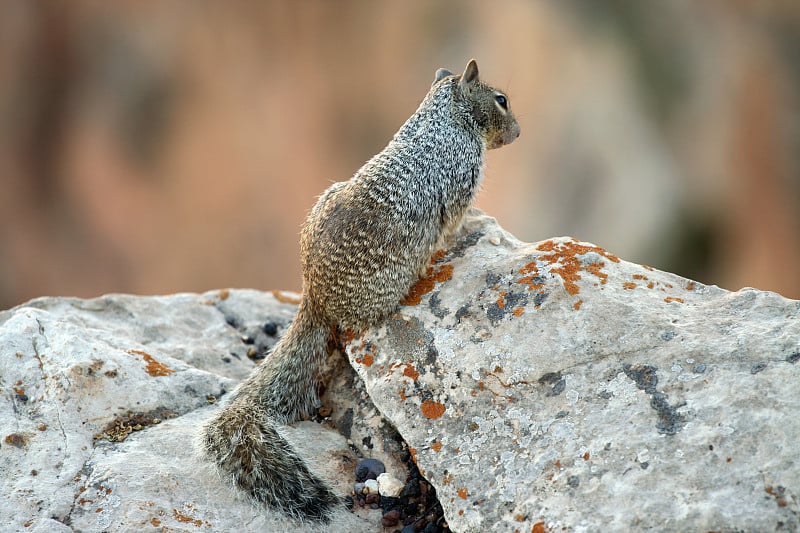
459,59,479,92
433,68,453,86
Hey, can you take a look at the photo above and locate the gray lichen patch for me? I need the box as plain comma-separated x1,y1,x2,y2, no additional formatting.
623,364,686,435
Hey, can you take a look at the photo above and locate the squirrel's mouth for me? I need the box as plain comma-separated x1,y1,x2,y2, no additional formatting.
487,126,520,150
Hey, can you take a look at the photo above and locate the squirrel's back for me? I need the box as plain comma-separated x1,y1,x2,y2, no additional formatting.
202,59,519,523
302,60,519,329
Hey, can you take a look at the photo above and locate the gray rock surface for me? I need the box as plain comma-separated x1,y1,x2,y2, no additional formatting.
3,211,799,532
348,210,800,533
0,290,388,533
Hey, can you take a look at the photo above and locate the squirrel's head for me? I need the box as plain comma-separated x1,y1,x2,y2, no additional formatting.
434,59,520,150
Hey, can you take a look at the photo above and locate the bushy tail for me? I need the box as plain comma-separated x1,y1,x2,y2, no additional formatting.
202,304,339,521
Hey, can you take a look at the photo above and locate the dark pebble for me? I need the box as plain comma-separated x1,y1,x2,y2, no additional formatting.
370,502,381,509
402,481,421,498
381,495,399,513
365,493,380,505
422,523,439,533
382,509,401,527
262,321,279,336
400,525,416,533
355,458,386,482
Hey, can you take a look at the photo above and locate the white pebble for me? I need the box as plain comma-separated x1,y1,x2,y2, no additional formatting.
377,472,404,498
364,479,380,494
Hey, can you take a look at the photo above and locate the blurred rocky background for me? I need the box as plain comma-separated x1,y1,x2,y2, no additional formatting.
1,1,798,309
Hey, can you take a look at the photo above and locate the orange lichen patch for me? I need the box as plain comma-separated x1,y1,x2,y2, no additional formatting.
513,307,525,317
172,508,203,527
517,277,544,291
421,400,446,419
442,473,454,485
496,291,507,309
632,274,648,280
642,264,655,271
519,261,539,275
585,262,609,285
401,262,454,306
150,518,161,527
573,299,583,311
5,433,29,448
623,282,637,290
15,352,24,358
686,281,696,291
517,260,545,291
457,487,468,499
553,459,562,469
271,290,302,305
218,289,230,300
431,441,443,453
583,451,590,461
127,350,174,377
13,383,25,396
356,353,374,367
665,297,685,304
534,240,619,296
430,249,447,263
403,364,420,381
647,282,655,289
339,328,360,345
532,521,548,533
398,387,408,401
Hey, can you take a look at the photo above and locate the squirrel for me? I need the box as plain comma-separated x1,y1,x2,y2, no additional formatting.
201,59,519,522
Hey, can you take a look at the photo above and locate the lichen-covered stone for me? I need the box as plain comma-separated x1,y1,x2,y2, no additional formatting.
347,209,800,533
0,290,379,532
3,210,799,532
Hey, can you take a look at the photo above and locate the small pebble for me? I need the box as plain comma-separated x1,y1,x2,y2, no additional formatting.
377,472,405,497
365,493,380,505
355,458,386,482
489,235,501,246
381,509,401,527
262,322,278,336
353,482,365,494
364,479,379,494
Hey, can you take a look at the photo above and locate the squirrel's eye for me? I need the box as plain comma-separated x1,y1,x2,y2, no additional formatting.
495,94,508,110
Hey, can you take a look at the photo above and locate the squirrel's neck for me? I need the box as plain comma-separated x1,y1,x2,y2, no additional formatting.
352,80,485,232
395,80,481,149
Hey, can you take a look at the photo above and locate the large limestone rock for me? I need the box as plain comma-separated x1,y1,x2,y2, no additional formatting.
0,290,386,533
347,210,800,532
2,210,798,532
